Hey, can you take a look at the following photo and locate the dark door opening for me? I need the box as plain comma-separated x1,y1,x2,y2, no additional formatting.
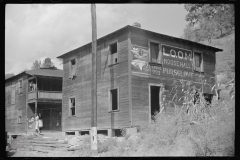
151,86,160,118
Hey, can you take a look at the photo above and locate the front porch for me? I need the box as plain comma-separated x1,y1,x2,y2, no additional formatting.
27,102,62,132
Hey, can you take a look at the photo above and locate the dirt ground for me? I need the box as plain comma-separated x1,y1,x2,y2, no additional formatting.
7,133,113,157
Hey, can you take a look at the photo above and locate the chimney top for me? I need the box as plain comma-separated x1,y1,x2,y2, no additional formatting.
132,22,141,28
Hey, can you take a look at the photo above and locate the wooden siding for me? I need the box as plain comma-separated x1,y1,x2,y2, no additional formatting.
130,30,217,126
5,75,28,134
61,32,131,131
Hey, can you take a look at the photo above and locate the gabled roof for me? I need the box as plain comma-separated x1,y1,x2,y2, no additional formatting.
5,68,63,81
57,25,223,59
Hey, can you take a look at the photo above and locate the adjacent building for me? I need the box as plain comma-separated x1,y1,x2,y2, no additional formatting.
5,58,63,135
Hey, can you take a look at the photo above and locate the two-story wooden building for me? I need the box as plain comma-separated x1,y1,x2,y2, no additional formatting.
57,24,222,136
5,58,63,135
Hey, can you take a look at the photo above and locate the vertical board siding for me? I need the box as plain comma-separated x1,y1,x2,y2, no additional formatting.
130,30,217,126
62,32,130,131
5,75,27,133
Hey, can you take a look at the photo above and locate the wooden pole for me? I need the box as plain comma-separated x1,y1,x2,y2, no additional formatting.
90,3,98,155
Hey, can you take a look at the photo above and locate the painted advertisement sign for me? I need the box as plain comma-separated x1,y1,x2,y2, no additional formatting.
131,44,213,84
131,45,150,76
162,44,193,72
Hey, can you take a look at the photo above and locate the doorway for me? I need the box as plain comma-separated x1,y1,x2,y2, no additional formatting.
149,84,161,123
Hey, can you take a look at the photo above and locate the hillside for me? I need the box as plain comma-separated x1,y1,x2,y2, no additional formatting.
197,31,235,84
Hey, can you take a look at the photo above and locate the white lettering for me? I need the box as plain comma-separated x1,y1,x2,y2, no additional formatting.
178,51,183,59
163,47,169,56
170,49,176,58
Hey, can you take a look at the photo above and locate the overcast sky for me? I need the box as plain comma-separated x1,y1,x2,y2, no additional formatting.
5,4,188,75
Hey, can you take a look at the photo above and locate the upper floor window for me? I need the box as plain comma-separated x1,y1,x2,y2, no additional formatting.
108,41,118,66
193,52,203,72
18,79,23,94
149,40,162,64
69,97,76,116
69,59,77,79
17,109,22,124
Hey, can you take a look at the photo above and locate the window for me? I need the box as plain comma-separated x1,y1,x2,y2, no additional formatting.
149,40,162,64
69,59,77,79
109,88,119,111
18,79,23,94
18,109,22,123
11,83,15,104
108,42,118,66
193,52,203,72
110,42,117,54
69,97,76,116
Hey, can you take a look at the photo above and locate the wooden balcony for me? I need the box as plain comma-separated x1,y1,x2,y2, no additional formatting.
28,90,62,101
38,91,62,99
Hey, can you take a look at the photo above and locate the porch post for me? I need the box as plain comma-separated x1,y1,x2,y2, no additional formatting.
35,100,37,114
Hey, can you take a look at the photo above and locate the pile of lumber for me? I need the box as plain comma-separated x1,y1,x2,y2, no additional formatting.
10,136,80,153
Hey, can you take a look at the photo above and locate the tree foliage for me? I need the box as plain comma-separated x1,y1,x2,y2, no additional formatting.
31,60,42,69
182,4,234,42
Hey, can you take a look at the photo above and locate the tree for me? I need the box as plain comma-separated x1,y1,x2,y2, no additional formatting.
31,60,42,69
184,4,234,38
5,73,14,79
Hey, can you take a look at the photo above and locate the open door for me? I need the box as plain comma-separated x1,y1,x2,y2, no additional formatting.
149,84,161,122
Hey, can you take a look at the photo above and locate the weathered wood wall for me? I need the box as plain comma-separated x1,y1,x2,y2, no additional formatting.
5,75,28,134
62,31,131,131
130,29,217,126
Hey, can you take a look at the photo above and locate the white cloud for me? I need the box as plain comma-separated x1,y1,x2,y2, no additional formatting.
5,4,188,75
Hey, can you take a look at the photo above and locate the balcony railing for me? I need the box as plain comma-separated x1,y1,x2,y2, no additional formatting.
38,91,62,99
28,90,62,101
28,91,37,100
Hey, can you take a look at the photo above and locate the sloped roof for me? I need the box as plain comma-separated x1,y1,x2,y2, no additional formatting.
5,68,63,82
26,68,63,77
57,25,223,59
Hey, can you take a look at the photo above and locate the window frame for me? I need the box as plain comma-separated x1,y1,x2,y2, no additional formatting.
18,79,23,94
17,109,22,124
108,40,119,66
69,96,76,117
108,87,120,112
193,50,204,72
148,39,162,64
69,57,77,79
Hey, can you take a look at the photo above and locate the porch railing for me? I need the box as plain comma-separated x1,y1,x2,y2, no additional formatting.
38,91,62,99
28,91,37,100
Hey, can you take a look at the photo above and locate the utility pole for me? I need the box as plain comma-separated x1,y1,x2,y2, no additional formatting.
90,4,98,155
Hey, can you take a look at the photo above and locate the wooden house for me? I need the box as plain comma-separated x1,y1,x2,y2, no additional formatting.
5,58,63,136
57,25,222,136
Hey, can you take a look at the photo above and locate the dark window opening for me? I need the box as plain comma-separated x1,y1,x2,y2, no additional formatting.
71,59,76,65
18,79,23,94
150,86,160,119
110,43,117,54
69,59,77,79
70,97,76,116
150,42,159,63
110,89,118,111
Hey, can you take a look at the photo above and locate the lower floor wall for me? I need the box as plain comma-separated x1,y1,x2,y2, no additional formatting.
131,75,215,126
